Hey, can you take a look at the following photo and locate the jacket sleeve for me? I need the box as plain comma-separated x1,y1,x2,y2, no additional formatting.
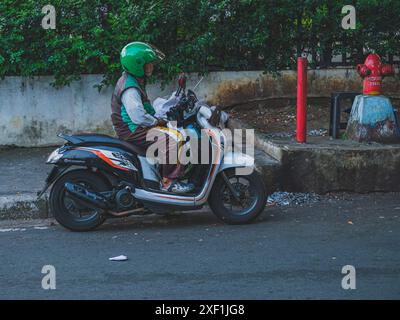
121,88,158,127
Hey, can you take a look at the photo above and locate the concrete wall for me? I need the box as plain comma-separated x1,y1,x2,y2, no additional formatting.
1,69,399,147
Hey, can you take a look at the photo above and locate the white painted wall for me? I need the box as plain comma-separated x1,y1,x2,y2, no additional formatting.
0,69,398,147
0,72,268,147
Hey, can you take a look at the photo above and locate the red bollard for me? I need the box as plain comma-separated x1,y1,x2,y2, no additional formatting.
296,57,308,143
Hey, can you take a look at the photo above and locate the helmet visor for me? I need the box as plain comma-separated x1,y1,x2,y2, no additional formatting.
150,44,165,63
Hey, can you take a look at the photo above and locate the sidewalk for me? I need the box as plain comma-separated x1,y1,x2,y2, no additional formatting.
0,147,54,219
0,146,281,220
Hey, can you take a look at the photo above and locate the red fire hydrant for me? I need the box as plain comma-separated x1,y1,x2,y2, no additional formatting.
356,53,395,95
346,53,399,143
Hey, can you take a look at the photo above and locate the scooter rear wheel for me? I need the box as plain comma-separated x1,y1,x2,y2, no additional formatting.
209,168,267,224
49,170,109,231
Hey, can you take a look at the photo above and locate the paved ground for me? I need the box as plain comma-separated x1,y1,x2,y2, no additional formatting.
0,147,53,196
0,192,399,300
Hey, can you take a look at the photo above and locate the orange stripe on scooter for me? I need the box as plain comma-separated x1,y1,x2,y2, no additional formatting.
74,147,129,171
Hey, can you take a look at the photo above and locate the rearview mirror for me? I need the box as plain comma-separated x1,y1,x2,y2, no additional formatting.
178,73,187,90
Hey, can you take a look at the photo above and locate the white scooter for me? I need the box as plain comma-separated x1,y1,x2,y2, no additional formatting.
38,77,267,231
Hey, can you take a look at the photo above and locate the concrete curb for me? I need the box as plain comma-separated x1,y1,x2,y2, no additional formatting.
0,193,49,220
228,116,400,194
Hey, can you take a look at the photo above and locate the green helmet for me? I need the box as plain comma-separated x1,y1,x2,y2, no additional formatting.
120,42,165,77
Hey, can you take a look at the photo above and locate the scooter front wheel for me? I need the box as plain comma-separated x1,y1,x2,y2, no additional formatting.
208,168,267,224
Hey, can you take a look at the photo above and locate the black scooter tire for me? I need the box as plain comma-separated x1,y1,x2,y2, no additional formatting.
49,170,109,232
209,169,267,224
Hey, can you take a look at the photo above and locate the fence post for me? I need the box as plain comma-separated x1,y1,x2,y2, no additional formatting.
296,57,308,143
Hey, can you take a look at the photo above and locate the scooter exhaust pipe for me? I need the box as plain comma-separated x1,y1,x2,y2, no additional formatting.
64,182,110,210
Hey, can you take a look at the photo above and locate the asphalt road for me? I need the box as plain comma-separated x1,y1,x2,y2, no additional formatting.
0,193,399,300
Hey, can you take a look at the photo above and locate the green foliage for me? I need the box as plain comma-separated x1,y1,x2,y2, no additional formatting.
0,0,399,88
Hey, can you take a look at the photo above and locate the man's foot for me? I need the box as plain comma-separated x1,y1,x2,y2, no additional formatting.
161,180,194,194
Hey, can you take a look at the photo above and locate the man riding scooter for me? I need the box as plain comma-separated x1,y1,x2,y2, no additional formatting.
41,42,267,231
111,42,194,194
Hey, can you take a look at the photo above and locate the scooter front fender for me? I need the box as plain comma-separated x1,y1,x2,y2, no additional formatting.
218,151,255,175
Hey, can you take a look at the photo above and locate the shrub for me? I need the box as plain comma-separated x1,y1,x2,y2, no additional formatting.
0,0,398,88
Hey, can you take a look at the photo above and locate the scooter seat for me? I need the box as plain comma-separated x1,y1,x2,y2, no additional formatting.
59,133,147,156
